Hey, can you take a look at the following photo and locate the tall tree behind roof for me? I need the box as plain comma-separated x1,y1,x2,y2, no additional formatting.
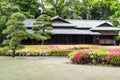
8,0,41,18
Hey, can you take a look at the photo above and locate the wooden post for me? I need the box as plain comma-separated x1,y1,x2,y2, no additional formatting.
114,36,116,46
83,36,84,44
31,39,33,45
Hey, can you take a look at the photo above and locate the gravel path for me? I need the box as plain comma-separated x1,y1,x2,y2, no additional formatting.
0,56,120,80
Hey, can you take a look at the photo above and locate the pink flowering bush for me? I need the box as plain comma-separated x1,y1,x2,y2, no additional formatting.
105,48,120,66
73,51,85,63
107,48,120,57
108,54,120,66
69,48,120,66
80,49,94,53
49,45,60,50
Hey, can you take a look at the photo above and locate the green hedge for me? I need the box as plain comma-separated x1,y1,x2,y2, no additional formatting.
0,49,71,56
46,50,71,56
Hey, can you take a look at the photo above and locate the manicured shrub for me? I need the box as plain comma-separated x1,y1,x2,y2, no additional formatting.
109,55,120,66
73,51,86,64
69,49,120,66
0,49,3,56
68,50,78,58
89,50,108,64
80,49,94,53
46,50,70,56
68,49,95,64
0,50,45,56
68,50,78,62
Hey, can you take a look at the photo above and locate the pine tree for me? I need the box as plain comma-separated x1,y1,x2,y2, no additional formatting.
2,12,27,57
33,14,53,44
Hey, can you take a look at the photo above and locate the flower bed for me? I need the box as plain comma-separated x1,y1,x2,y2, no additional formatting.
68,48,120,66
0,45,101,56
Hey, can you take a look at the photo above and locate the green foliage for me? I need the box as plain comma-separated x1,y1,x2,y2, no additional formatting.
8,0,40,18
109,54,120,66
69,49,120,66
0,49,69,56
42,0,70,18
89,49,108,57
68,50,78,58
46,50,70,56
5,51,40,56
110,1,120,27
41,0,120,20
2,12,27,57
0,1,20,42
33,14,53,44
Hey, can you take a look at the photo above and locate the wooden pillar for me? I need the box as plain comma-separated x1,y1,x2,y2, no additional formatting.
114,36,116,46
31,39,33,45
70,35,72,44
51,36,54,44
93,36,96,44
82,35,84,44
95,35,100,44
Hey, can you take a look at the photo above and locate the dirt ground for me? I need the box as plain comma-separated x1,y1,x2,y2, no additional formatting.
0,56,120,80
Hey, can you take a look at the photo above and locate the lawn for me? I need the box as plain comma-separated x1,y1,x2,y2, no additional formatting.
0,57,120,80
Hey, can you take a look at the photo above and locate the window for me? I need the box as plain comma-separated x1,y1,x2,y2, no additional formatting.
99,39,114,44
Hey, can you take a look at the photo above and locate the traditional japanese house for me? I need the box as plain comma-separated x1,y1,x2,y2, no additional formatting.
24,16,120,45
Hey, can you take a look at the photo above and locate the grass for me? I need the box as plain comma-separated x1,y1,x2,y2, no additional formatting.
0,57,120,80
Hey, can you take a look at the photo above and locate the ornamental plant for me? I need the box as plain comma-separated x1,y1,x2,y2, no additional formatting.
69,48,120,66
50,45,60,50
33,14,53,45
68,50,78,62
2,12,27,57
73,51,86,64
109,54,120,66
88,50,108,64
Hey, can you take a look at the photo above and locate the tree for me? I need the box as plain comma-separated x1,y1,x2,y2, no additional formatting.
109,1,120,43
2,12,27,57
62,0,82,19
9,0,40,18
110,1,120,27
33,14,53,44
0,1,20,42
42,0,71,18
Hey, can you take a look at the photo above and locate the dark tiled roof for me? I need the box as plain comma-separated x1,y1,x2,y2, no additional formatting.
90,27,120,31
27,29,100,35
51,29,100,35
52,23,75,27
24,19,117,29
68,20,112,28
24,16,120,35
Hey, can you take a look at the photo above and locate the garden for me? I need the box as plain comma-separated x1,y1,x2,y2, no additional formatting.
1,45,120,80
1,45,120,66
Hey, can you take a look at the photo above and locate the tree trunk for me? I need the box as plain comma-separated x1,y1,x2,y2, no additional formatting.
12,45,17,58
41,29,45,45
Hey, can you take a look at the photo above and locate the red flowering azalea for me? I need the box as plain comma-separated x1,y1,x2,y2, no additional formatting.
74,51,85,62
